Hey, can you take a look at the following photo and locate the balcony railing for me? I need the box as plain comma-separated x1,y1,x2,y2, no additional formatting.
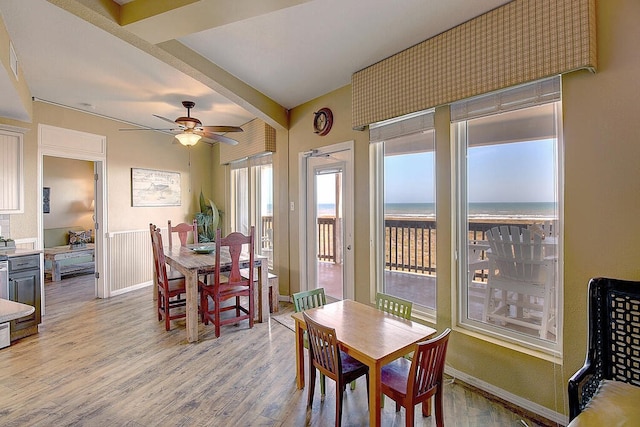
261,214,543,280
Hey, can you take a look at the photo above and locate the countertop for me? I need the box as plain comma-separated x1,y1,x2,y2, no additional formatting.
0,298,35,323
0,248,43,257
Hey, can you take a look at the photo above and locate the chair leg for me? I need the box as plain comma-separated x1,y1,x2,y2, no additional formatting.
405,403,414,427
164,294,171,331
422,397,432,417
307,364,316,408
336,382,344,427
249,284,254,329
434,391,444,427
215,295,221,338
320,373,326,399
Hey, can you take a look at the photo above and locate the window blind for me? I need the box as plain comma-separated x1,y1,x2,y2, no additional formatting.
450,76,560,122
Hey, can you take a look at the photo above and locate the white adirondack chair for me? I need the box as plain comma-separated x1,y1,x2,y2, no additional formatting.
484,226,556,339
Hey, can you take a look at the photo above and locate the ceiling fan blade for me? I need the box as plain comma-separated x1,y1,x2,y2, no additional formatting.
198,131,239,146
153,114,179,125
201,125,243,133
119,127,178,131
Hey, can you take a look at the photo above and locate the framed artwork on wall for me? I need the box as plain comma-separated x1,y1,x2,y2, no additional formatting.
131,168,181,207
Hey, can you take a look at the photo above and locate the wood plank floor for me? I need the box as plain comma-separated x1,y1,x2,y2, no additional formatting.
0,275,556,426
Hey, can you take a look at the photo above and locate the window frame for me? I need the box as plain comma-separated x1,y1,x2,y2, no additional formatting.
451,78,564,356
369,109,437,321
228,154,274,268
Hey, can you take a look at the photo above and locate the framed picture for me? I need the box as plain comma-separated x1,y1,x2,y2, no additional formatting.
131,168,181,207
43,187,50,213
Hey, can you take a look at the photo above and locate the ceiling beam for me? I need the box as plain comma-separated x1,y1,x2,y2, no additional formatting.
120,0,311,45
48,0,288,130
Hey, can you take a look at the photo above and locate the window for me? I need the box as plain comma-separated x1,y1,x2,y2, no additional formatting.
452,77,562,353
229,154,274,267
370,110,436,317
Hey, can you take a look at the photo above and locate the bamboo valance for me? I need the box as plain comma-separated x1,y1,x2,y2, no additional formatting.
352,0,596,129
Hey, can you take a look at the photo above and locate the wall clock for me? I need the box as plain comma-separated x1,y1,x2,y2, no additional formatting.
313,108,333,136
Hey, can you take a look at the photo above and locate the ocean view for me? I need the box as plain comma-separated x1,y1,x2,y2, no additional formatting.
318,202,556,220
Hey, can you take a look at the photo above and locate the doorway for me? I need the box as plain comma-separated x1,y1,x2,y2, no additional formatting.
38,124,107,306
299,141,354,301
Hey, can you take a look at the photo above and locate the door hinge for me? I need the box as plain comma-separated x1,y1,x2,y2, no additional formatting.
95,271,99,279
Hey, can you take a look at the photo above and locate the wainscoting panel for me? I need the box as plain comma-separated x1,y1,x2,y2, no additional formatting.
107,229,153,294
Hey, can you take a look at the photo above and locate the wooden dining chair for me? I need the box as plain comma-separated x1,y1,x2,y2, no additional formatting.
380,328,451,427
168,219,198,247
293,288,327,312
303,312,369,427
200,226,255,338
375,292,413,319
292,288,327,396
150,224,187,331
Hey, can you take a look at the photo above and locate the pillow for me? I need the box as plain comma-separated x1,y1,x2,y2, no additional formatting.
69,229,92,245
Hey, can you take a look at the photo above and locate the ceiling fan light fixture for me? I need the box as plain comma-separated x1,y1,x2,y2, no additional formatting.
175,131,201,146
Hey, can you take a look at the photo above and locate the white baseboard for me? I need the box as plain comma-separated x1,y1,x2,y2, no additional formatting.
110,280,152,297
445,365,568,426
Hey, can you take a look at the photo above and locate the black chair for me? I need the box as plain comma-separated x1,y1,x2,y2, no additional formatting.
567,277,640,424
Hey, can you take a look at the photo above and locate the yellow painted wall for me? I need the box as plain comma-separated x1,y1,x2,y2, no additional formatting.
43,157,94,232
284,0,640,417
287,85,373,302
3,101,214,240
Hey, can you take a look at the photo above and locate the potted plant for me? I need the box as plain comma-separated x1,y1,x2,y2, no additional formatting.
0,236,15,248
195,191,222,243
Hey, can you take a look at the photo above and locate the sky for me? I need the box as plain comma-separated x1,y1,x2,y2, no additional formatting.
384,139,556,204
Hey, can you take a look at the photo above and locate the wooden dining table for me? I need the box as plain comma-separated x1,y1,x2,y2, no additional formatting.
163,244,269,343
291,299,437,427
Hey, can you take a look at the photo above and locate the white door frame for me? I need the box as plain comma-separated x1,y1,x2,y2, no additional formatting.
38,124,108,304
298,141,355,300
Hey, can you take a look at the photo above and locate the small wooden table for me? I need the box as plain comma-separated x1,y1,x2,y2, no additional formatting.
44,244,95,281
292,299,437,427
164,244,269,343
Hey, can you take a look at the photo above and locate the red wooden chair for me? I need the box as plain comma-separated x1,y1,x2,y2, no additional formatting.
380,328,451,427
149,224,187,331
200,226,255,338
168,219,198,247
303,311,369,427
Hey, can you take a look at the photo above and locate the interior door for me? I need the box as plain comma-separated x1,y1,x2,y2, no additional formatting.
301,142,354,301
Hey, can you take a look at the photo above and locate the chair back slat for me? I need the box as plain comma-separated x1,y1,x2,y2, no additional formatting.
168,219,198,247
487,225,546,283
292,288,327,312
215,227,254,287
375,292,412,319
303,312,340,380
408,328,451,400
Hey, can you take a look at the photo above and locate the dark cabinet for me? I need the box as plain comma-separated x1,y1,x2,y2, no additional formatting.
8,254,41,340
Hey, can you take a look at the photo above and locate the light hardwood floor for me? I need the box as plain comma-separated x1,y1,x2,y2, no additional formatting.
0,275,556,426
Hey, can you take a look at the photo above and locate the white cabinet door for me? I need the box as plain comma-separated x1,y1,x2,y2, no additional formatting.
0,129,24,213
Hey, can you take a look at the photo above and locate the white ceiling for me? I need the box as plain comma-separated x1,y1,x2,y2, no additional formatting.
0,0,511,134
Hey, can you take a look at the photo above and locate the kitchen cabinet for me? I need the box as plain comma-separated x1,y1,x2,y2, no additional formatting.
0,128,24,213
8,254,41,341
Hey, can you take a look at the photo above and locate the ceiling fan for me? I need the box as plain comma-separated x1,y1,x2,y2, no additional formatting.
120,101,243,146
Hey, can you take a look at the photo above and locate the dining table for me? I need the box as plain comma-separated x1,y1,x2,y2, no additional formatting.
163,243,269,343
291,299,437,427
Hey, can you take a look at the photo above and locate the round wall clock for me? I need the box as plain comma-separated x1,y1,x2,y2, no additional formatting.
313,108,333,136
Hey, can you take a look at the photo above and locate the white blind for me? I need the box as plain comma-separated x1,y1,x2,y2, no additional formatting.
451,77,561,122
369,109,434,143
229,153,272,170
